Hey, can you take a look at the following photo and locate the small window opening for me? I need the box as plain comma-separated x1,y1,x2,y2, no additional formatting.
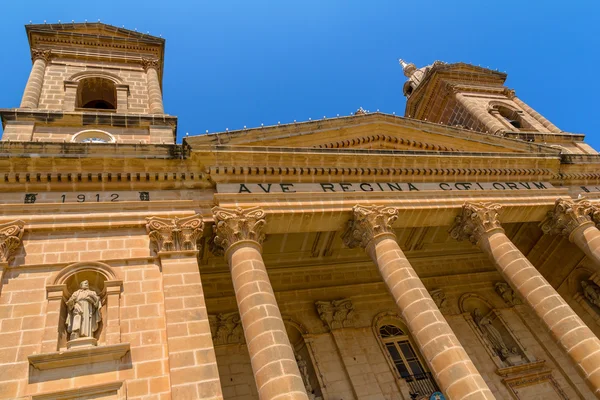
378,324,440,398
77,77,117,111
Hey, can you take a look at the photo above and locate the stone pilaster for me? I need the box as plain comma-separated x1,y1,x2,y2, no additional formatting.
20,49,51,109
212,206,308,400
41,284,67,353
146,214,224,400
344,205,495,400
142,58,164,114
452,202,600,398
541,198,600,269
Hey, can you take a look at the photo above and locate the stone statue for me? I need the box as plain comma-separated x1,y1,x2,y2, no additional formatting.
472,308,510,358
495,282,522,306
295,353,322,400
582,280,600,308
65,280,102,341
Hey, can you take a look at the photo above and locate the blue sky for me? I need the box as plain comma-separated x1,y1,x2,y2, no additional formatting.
1,0,598,147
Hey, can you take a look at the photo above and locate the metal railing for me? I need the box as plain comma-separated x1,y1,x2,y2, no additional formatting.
406,372,440,399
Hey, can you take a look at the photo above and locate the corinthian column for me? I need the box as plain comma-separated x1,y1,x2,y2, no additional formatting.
212,207,308,400
146,214,223,399
142,58,164,114
20,49,51,109
343,205,495,400
541,198,600,268
451,202,600,398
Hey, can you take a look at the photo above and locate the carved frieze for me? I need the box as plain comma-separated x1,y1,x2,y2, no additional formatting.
342,205,398,249
209,312,244,345
211,206,266,255
540,198,594,237
449,202,503,245
0,220,25,263
146,214,204,252
315,298,355,330
495,282,522,306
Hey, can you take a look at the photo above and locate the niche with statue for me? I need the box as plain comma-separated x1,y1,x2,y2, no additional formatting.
28,262,128,371
460,293,535,369
285,318,324,400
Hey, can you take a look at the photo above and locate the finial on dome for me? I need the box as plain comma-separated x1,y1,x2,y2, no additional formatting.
398,58,417,78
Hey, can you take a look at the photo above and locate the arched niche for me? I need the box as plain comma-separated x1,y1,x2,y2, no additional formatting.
371,311,440,399
460,293,532,368
76,77,117,110
283,317,323,400
46,262,122,351
488,101,535,131
568,266,600,325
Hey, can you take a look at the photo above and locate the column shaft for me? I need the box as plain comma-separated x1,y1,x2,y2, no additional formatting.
20,57,47,109
227,242,308,400
454,202,600,398
367,235,495,400
570,222,600,266
213,206,308,400
146,67,164,114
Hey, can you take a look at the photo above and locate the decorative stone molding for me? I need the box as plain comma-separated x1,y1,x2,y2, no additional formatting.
495,282,522,306
449,202,503,245
430,289,448,312
209,312,244,345
31,48,52,63
0,220,25,263
540,198,594,237
342,205,398,249
211,206,266,255
28,343,130,370
146,214,204,252
141,57,160,71
315,298,355,330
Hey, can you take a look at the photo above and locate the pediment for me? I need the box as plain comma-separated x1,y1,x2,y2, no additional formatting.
185,113,558,155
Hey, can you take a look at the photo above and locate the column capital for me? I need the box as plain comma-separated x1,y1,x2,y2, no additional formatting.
449,202,503,245
212,206,266,255
342,205,398,249
31,48,52,63
589,204,600,230
0,220,25,263
540,198,594,237
141,57,160,71
146,214,204,252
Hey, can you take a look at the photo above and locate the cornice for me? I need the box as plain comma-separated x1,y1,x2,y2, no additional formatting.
0,109,177,130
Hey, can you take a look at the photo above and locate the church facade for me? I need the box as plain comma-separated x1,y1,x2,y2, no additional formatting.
1,22,600,400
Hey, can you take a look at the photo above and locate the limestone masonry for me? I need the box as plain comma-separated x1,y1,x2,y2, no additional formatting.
1,22,600,400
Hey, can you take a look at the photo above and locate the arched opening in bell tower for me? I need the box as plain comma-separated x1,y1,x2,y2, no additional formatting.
76,77,117,110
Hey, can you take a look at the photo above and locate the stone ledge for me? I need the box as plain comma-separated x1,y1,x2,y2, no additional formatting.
31,381,124,400
28,342,130,370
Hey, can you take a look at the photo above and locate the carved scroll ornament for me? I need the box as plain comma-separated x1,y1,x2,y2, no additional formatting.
212,206,266,255
315,298,355,330
495,282,522,306
209,312,244,345
0,220,25,263
449,202,503,245
540,198,594,237
146,214,204,252
342,205,398,249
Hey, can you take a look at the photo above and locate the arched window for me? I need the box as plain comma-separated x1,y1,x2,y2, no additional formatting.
76,77,117,110
374,318,440,398
72,130,115,144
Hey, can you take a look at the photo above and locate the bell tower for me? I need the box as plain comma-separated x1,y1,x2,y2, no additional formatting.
399,59,597,153
1,22,176,144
